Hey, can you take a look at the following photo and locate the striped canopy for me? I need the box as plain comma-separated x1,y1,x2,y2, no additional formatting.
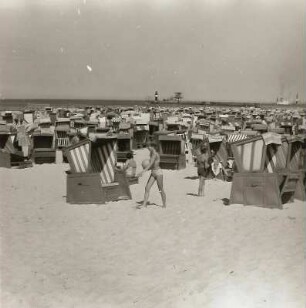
265,138,288,173
231,136,265,173
91,140,116,184
66,140,90,173
227,134,248,143
65,138,117,184
231,134,304,174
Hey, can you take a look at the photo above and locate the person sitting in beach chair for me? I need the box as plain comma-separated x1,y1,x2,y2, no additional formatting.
71,134,80,145
211,157,228,180
71,129,87,145
115,151,139,185
224,158,234,181
121,152,137,178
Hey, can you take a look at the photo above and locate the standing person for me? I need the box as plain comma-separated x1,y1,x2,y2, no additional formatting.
137,143,166,208
196,143,211,196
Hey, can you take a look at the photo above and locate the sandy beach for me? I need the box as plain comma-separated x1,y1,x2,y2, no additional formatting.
0,148,304,308
1,0,305,306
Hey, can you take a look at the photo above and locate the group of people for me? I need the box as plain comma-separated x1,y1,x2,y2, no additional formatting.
118,143,167,209
118,141,229,208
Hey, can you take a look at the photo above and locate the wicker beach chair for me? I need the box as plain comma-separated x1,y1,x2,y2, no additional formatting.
133,124,149,149
157,132,186,170
265,135,305,201
229,133,302,208
55,119,71,149
65,136,131,204
31,130,56,164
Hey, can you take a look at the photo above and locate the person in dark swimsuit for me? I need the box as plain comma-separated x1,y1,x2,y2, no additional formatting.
196,143,210,196
137,143,166,208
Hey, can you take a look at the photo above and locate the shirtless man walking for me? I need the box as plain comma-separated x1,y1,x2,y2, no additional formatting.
137,143,166,208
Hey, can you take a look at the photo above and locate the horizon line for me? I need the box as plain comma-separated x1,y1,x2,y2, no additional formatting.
0,98,296,104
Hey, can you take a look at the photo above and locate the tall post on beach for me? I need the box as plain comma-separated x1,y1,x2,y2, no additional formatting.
174,92,183,104
155,91,159,103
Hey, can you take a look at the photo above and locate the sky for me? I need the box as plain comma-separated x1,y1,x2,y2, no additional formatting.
0,0,304,102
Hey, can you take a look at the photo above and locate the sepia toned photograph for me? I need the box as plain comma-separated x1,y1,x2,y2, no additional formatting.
0,0,305,307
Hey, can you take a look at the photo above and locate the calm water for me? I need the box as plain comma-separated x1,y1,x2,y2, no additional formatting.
0,99,303,111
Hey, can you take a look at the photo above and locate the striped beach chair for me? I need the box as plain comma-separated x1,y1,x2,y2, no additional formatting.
230,134,301,208
226,133,248,162
284,136,305,200
264,135,302,202
65,137,131,204
231,136,265,173
265,135,305,201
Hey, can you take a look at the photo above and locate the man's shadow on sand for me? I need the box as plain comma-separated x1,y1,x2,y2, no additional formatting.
136,200,160,209
186,193,200,197
186,194,230,206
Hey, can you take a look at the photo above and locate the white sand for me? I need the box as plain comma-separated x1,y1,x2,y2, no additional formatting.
0,149,305,308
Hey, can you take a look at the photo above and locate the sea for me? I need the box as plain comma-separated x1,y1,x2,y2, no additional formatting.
0,99,303,111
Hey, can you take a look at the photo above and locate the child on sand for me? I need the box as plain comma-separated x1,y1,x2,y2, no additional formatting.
136,143,166,208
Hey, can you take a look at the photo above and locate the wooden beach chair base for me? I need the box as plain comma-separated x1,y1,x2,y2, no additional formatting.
66,170,132,204
0,151,11,168
67,173,105,204
0,151,32,169
229,173,299,209
293,171,306,201
230,173,281,208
